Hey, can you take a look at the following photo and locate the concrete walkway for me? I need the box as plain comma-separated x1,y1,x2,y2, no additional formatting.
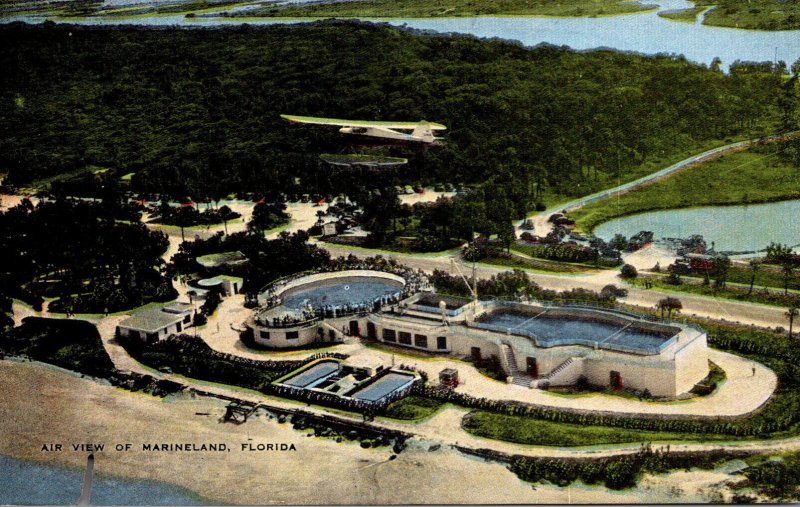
6,300,787,461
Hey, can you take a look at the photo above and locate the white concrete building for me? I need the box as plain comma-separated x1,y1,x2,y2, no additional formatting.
117,304,193,344
245,270,709,398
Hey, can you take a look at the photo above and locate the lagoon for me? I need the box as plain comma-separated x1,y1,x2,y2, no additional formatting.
594,199,800,253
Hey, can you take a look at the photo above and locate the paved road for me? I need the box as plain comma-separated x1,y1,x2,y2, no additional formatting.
317,242,791,329
528,130,800,236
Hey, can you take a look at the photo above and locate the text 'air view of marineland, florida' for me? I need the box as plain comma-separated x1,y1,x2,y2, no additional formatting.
1,0,800,503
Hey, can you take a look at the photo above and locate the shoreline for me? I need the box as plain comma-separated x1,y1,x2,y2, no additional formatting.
0,359,757,504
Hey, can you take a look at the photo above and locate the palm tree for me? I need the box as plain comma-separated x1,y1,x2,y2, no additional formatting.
787,306,799,339
782,262,794,296
748,260,760,295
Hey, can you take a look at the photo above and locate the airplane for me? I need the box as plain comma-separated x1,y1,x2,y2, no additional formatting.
280,114,447,146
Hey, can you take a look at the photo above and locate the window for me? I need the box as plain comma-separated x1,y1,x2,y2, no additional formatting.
286,331,299,340
259,330,270,340
399,332,412,345
414,334,428,348
176,322,182,332
383,329,396,342
183,315,191,324
437,336,447,350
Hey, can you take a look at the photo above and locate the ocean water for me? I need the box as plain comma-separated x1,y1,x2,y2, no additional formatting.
0,455,212,505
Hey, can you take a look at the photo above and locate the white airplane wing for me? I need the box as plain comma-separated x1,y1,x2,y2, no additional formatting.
281,115,447,130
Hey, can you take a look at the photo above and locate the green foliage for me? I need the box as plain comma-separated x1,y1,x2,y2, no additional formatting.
620,264,639,279
514,242,599,263
635,274,800,307
129,334,302,391
571,144,800,232
384,395,444,420
702,0,800,30
463,411,732,447
0,317,115,376
248,201,290,233
169,230,330,294
510,448,743,490
1,198,173,313
0,22,782,205
200,288,222,316
154,202,241,227
430,268,618,305
246,0,652,18
657,6,706,23
745,453,800,500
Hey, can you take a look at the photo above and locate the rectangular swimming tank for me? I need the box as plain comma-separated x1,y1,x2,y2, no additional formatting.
281,361,340,388
350,372,416,402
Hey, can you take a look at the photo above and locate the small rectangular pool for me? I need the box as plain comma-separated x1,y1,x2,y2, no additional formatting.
349,372,416,402
281,360,340,388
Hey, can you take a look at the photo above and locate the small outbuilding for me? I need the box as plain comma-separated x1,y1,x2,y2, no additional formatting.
116,305,193,344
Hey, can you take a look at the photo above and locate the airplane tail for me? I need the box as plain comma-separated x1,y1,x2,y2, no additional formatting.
412,122,436,144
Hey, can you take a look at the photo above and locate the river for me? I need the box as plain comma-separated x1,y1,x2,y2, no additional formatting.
3,0,800,70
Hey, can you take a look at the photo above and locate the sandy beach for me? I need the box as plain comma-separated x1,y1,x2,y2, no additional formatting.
0,360,751,504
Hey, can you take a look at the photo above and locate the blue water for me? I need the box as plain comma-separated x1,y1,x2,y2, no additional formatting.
282,279,401,310
350,373,416,402
478,311,673,353
594,199,800,253
0,455,210,505
6,0,800,71
281,360,340,387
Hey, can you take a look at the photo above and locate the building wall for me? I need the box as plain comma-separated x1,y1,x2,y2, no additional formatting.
245,295,709,398
117,322,183,343
673,332,710,396
582,356,677,397
253,325,319,348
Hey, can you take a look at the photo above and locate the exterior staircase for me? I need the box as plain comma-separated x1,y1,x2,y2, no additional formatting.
501,343,534,388
534,357,585,389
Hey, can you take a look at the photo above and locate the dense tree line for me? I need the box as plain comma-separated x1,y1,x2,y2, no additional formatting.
510,447,747,490
170,230,331,294
0,198,175,313
0,317,115,376
128,334,306,390
0,22,786,207
429,268,618,305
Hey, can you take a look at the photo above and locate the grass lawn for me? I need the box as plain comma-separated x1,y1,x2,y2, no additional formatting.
695,263,800,292
364,341,452,361
462,410,740,446
631,273,800,308
240,0,654,18
570,146,800,232
700,0,800,30
384,396,445,420
657,6,705,22
479,254,597,274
